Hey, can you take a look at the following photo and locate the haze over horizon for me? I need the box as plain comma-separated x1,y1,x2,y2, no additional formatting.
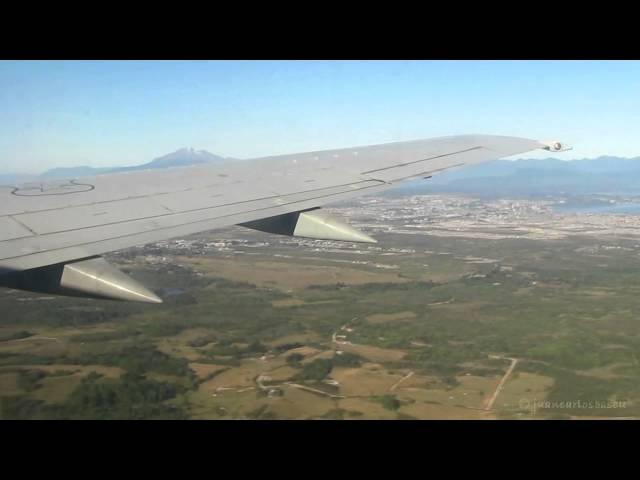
2,60,640,174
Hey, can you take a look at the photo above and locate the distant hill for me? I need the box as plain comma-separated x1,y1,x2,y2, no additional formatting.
41,148,229,179
141,148,226,169
41,166,113,179
390,156,640,198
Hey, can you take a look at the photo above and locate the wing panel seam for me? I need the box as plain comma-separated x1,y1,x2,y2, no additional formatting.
361,146,483,174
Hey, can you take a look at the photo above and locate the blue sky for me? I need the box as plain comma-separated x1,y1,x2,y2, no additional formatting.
1,60,640,173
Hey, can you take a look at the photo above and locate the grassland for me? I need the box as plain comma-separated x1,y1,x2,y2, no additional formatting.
2,228,640,419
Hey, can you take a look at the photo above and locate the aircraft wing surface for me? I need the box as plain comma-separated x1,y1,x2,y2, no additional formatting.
0,135,568,302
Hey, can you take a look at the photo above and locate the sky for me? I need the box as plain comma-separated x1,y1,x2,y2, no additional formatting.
1,60,640,174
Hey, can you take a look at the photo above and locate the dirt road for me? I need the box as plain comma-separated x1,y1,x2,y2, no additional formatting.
390,371,414,392
485,356,518,411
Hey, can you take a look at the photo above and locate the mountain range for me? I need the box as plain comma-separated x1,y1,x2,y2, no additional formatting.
391,156,640,198
1,148,229,184
41,148,228,179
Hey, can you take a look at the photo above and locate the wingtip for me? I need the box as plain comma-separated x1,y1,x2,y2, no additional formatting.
540,140,572,152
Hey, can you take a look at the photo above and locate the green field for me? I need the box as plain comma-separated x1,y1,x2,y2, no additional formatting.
2,230,640,419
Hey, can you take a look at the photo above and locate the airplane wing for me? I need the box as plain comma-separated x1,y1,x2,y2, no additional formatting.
0,135,569,302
